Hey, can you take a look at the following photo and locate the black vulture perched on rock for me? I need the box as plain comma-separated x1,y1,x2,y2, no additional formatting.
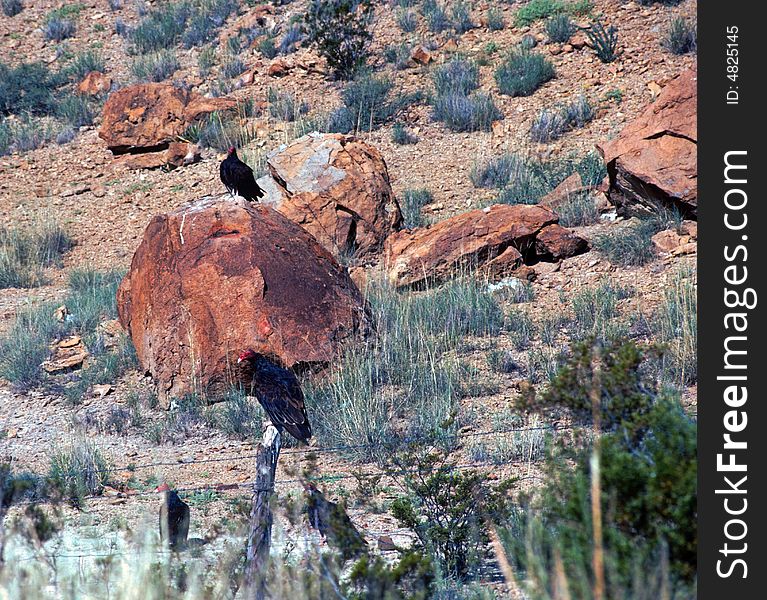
220,147,264,202
156,483,190,550
237,349,312,444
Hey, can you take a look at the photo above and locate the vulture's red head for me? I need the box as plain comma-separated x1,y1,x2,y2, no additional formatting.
155,483,171,493
238,349,258,364
227,146,236,155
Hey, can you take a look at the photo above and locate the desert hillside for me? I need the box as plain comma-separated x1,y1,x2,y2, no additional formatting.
0,1,697,598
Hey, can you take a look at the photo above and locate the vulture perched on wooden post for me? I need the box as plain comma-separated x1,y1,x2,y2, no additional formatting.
237,350,312,444
304,482,368,561
156,483,190,550
220,147,264,202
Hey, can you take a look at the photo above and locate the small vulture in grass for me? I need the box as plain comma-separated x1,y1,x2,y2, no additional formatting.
156,483,190,550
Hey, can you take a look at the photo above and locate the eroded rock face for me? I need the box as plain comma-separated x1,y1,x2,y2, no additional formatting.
384,204,564,289
534,224,590,261
258,133,402,261
597,69,697,217
117,195,370,408
99,83,237,154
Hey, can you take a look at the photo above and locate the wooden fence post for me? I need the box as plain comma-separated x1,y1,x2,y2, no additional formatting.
242,425,281,600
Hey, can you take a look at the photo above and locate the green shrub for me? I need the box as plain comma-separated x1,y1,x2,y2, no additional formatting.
128,2,190,53
494,50,555,96
43,16,76,42
328,75,418,134
48,439,110,504
257,36,278,58
0,115,58,155
400,188,432,228
421,0,451,33
389,449,513,580
586,19,619,62
0,62,58,116
66,50,105,80
130,49,180,82
56,93,96,127
514,0,591,26
384,42,412,70
198,45,216,76
487,7,504,30
545,13,575,43
304,0,373,79
505,342,697,594
221,56,246,78
1,0,23,17
530,95,594,142
663,16,697,55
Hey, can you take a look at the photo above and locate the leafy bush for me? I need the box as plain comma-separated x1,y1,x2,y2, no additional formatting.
663,16,696,55
506,341,697,594
494,50,555,96
0,62,58,116
1,0,23,17
304,0,373,80
389,449,513,580
400,188,432,228
130,49,180,82
545,13,575,42
586,19,619,63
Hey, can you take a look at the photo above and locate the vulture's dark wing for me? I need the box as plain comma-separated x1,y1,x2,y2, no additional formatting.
251,360,312,442
221,156,264,201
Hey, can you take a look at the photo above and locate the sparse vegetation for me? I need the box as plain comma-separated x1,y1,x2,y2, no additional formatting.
514,0,592,27
328,74,417,134
663,16,697,55
556,191,600,226
268,88,309,122
400,188,432,228
391,121,418,145
130,49,180,82
431,57,501,132
545,13,575,43
531,94,594,142
593,217,662,266
570,279,633,342
396,8,418,32
586,19,620,63
451,1,474,34
0,222,73,289
494,50,555,97
48,439,110,504
43,15,77,42
487,7,504,31
304,0,373,80
421,0,451,33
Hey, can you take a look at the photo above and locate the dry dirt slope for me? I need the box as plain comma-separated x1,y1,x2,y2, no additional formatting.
0,0,697,595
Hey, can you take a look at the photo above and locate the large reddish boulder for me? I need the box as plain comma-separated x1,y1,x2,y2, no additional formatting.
597,69,697,217
535,224,590,261
258,133,402,262
99,83,238,154
117,195,370,408
384,204,562,288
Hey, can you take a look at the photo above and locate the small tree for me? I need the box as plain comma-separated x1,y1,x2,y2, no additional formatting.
304,0,373,80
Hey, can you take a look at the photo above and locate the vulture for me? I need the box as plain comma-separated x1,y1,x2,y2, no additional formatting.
156,483,190,550
220,147,264,202
237,349,312,444
305,483,368,561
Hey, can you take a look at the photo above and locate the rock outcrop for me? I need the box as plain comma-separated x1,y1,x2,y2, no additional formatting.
117,196,370,408
99,83,237,155
597,69,697,217
258,133,402,262
384,204,587,288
